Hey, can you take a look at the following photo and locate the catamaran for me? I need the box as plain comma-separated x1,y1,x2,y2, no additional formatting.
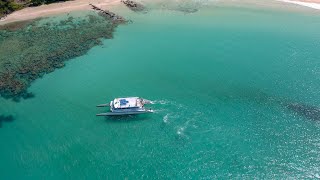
96,97,153,116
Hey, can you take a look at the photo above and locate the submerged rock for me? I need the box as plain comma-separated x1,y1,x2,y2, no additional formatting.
176,6,198,14
158,0,202,14
0,20,34,31
121,0,146,12
0,12,126,101
89,4,127,23
285,102,320,121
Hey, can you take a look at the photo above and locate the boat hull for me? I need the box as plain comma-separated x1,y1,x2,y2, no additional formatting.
96,110,153,116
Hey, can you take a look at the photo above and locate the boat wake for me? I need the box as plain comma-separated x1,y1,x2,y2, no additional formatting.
177,127,186,136
153,99,207,139
176,119,193,137
162,113,182,124
151,99,171,105
163,114,170,123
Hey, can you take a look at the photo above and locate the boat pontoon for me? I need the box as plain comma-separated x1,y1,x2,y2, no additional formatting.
96,97,153,116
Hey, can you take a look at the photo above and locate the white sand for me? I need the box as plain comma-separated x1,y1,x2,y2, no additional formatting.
1,0,319,25
277,0,320,10
0,0,120,24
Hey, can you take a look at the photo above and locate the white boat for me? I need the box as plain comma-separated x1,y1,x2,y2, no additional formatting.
96,97,153,116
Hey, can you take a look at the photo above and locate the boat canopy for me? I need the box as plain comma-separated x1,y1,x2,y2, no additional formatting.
113,97,142,109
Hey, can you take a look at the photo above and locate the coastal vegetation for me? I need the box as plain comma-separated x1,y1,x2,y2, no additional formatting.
0,12,126,101
0,0,69,18
29,0,68,6
0,0,24,17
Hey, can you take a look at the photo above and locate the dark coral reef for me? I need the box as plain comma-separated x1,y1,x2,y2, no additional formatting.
285,102,320,121
0,12,126,101
0,114,14,127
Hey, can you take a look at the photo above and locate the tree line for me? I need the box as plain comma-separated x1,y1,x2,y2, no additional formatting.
0,0,68,17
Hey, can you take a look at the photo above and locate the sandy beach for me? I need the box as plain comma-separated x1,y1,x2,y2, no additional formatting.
213,0,320,13
0,0,120,25
0,0,319,25
299,0,320,2
278,0,320,9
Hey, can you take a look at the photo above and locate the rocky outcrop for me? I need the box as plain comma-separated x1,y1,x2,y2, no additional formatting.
89,4,127,23
121,0,145,12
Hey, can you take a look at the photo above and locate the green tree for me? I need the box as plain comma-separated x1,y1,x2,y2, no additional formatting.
0,0,23,17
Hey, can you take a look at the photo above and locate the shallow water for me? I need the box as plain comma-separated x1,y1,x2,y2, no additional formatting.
0,11,121,99
0,3,320,179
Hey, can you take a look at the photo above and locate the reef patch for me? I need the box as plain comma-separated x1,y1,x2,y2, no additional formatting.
0,115,14,128
0,12,126,101
285,102,320,121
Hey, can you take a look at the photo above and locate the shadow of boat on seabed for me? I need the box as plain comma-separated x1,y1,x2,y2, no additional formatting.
103,114,152,123
283,102,320,121
0,115,14,128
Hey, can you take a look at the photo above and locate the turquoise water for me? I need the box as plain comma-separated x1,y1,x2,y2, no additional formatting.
1,4,320,179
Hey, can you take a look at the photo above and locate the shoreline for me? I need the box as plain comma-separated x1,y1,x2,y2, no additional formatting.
0,0,121,25
1,0,320,25
278,0,320,9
